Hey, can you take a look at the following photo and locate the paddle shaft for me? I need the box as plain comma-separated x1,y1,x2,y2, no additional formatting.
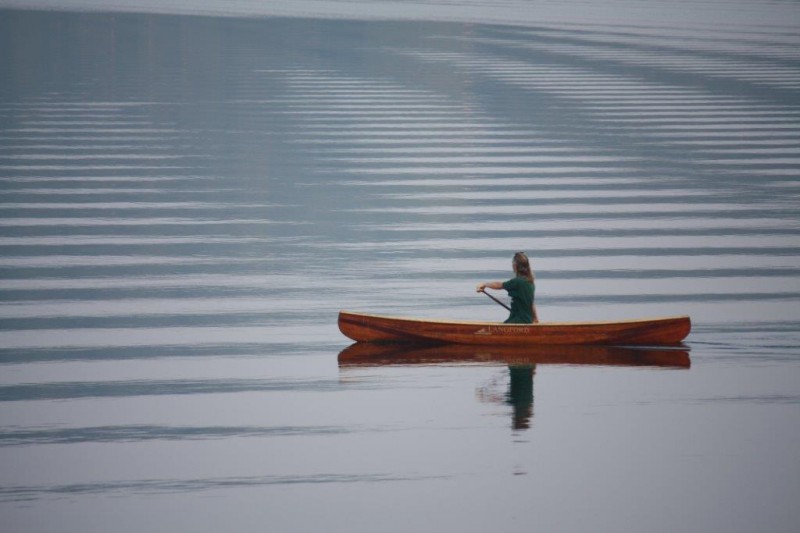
481,289,511,312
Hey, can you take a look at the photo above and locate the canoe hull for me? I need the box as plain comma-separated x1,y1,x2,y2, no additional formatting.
338,311,691,346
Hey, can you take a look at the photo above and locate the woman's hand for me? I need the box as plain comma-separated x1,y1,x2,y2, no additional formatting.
477,281,503,292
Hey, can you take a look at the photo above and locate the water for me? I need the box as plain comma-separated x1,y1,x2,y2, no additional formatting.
1,3,799,532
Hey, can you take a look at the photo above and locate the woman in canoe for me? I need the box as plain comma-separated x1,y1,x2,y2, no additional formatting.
476,252,539,324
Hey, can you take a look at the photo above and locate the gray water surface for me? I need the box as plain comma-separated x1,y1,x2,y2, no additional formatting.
1,5,799,532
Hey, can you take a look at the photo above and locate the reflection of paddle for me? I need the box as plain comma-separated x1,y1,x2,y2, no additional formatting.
479,288,511,312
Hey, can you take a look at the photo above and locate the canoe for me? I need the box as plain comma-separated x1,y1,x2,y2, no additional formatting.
338,311,691,346
338,342,690,368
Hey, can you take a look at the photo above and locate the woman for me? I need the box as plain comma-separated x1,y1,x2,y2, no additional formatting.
476,252,539,324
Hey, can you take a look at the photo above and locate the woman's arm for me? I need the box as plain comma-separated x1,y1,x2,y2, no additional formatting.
532,302,540,324
476,281,504,292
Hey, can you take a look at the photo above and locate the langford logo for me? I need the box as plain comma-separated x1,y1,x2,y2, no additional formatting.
474,326,530,336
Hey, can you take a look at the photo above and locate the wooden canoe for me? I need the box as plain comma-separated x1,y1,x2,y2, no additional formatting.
338,311,691,346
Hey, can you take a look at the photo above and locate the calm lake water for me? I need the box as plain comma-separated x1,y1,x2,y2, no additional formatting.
1,2,799,532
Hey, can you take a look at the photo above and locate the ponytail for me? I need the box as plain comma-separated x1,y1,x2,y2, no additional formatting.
513,252,534,283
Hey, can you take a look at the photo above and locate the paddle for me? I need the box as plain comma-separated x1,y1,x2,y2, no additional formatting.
479,289,511,312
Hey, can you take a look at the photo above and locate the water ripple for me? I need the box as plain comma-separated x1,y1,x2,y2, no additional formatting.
0,424,356,446
0,473,438,502
0,378,356,402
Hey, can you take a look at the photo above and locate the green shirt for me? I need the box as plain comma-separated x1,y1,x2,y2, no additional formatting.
502,276,535,324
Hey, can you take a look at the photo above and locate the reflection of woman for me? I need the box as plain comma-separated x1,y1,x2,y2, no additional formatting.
507,365,534,431
476,252,539,324
475,365,535,431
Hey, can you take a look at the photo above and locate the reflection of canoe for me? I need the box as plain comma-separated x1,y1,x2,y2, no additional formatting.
338,311,691,346
338,342,691,369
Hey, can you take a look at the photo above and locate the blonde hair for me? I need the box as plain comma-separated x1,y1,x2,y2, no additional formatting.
513,252,534,283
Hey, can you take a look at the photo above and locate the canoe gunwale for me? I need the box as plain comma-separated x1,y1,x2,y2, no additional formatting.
340,310,690,328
